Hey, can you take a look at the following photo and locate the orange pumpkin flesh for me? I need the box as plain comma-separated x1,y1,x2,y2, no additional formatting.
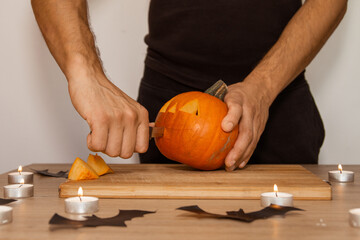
87,153,114,176
155,91,238,170
68,157,99,180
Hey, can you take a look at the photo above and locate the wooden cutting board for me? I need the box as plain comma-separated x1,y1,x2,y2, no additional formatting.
59,164,331,200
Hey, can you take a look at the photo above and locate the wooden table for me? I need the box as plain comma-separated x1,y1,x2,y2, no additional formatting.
0,164,359,240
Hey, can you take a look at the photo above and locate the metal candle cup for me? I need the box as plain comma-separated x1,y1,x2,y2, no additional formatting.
64,196,99,214
65,186,98,214
349,208,360,227
0,206,13,225
8,166,33,184
260,184,293,207
8,172,33,184
328,164,354,182
3,184,34,198
260,192,294,207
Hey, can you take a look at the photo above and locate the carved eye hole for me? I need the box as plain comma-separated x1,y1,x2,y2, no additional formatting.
159,100,173,113
160,98,199,115
168,103,177,113
180,99,199,116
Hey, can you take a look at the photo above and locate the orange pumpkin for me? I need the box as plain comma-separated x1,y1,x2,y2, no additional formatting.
154,81,238,170
87,153,114,176
68,157,99,180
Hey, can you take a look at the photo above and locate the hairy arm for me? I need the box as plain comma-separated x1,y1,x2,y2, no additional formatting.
224,0,347,170
31,0,100,80
31,0,149,158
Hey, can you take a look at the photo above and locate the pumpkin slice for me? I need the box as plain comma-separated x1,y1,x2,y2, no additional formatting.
87,153,114,176
68,157,99,180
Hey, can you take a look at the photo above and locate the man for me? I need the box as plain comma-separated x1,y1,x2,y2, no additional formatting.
31,0,347,171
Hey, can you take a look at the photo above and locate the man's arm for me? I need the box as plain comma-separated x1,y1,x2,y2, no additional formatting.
223,0,347,171
31,0,149,158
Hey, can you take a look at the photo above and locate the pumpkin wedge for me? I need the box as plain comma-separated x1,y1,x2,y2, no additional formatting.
68,157,99,180
87,153,114,176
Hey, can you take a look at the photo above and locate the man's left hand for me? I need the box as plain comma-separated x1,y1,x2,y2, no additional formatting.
222,80,272,171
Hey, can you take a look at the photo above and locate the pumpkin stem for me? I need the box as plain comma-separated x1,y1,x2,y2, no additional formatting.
204,80,228,101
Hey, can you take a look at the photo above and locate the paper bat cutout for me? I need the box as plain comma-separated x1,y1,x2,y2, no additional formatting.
177,204,304,223
49,209,156,228
31,168,68,178
0,198,17,205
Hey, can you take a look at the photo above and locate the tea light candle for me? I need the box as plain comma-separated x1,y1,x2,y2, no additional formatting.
8,166,33,184
260,184,293,207
65,187,98,214
328,164,354,182
0,206,13,225
349,208,360,227
3,179,34,198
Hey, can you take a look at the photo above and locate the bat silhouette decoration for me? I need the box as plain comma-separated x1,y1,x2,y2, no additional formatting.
0,198,17,205
49,209,156,228
177,204,304,222
31,169,68,178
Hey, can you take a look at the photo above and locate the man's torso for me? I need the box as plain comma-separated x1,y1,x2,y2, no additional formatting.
144,0,302,88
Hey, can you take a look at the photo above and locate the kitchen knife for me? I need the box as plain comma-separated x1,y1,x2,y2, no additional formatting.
149,126,164,139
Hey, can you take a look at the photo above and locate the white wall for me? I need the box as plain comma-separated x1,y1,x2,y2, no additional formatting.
0,0,359,173
307,0,360,165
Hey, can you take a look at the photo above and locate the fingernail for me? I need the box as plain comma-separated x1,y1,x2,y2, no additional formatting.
226,163,237,172
239,161,246,168
227,159,236,167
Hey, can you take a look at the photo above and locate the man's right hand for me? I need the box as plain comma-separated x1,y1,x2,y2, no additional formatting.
31,0,149,158
69,75,149,158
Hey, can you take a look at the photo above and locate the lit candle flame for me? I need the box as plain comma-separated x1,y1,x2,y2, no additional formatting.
18,165,22,175
338,164,343,174
78,187,83,202
274,184,278,197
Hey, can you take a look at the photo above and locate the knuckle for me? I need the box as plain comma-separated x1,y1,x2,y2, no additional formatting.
136,143,148,154
106,151,119,158
140,106,149,118
90,141,106,152
123,109,138,122
227,100,241,109
120,151,133,159
243,131,253,143
230,144,242,156
87,143,95,152
96,114,110,125
113,110,123,120
105,146,120,157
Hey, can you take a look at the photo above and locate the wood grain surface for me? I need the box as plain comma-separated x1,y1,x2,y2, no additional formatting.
59,164,331,200
1,164,360,240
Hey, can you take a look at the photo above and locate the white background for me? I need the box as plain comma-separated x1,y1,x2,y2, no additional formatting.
0,0,359,173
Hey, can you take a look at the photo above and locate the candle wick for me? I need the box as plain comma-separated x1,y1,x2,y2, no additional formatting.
19,171,21,175
275,192,278,197
18,184,23,188
340,170,342,174
79,196,82,202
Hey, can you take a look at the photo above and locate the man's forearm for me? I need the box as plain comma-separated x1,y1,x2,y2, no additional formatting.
32,0,150,158
31,0,104,82
223,0,347,170
246,0,347,103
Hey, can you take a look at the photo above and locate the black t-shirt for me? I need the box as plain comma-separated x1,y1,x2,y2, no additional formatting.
144,0,303,90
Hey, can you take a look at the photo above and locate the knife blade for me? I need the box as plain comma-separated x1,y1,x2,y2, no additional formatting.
149,126,164,139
